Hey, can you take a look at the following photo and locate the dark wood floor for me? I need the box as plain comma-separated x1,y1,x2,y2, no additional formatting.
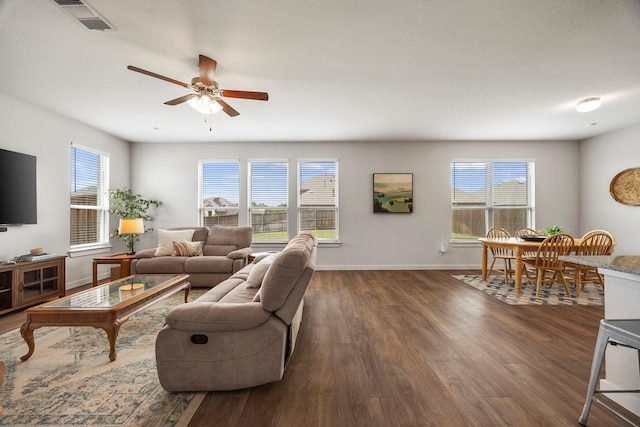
187,270,638,427
1,270,638,426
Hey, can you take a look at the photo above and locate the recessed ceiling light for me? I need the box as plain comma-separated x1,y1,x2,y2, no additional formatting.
576,97,602,113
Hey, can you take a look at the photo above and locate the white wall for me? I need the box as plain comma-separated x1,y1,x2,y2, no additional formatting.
0,87,587,283
132,139,580,270
579,123,640,254
0,92,131,288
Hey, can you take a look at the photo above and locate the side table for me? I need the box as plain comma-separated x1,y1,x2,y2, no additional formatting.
92,253,135,287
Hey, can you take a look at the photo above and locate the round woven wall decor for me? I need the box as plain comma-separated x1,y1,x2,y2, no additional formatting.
610,167,640,206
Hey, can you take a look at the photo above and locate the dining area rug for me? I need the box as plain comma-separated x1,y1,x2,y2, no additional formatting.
452,274,604,306
0,290,205,426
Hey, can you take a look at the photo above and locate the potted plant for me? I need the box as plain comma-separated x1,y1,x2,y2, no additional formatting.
109,188,161,253
542,225,563,236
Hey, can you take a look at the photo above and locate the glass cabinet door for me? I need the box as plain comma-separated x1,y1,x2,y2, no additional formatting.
18,263,61,304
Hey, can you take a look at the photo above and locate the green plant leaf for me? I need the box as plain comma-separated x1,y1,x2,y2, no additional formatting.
108,187,162,250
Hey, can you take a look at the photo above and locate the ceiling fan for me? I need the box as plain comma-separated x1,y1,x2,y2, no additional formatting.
127,55,268,117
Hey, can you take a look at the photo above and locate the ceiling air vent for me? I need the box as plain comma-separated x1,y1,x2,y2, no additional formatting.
52,0,115,31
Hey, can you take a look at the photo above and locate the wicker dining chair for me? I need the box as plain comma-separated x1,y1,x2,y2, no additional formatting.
522,233,575,296
486,227,515,285
567,230,614,296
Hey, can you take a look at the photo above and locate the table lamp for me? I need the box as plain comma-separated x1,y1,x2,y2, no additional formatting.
118,218,144,254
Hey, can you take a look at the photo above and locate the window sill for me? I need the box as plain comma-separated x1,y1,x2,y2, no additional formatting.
450,240,480,248
67,245,113,258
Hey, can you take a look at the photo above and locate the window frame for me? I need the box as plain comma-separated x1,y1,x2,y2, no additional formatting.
451,159,535,243
248,159,289,243
198,159,241,227
69,143,110,251
297,159,339,242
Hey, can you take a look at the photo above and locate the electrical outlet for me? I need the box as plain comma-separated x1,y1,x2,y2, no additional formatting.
439,243,448,254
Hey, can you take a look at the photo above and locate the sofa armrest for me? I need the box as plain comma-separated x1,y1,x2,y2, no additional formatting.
227,247,252,260
165,301,271,332
134,248,156,258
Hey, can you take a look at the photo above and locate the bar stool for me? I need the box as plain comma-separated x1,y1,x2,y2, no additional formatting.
579,319,640,426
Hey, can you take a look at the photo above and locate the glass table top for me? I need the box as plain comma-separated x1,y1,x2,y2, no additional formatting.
44,275,181,309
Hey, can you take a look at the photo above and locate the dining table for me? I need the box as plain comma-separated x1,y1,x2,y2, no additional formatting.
478,236,583,294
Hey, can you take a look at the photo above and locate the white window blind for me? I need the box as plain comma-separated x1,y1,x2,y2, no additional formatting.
451,161,534,240
70,145,109,247
298,160,339,241
249,161,288,242
200,161,240,226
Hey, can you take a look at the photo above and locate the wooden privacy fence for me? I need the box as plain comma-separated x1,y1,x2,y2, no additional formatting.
202,210,336,233
452,208,528,238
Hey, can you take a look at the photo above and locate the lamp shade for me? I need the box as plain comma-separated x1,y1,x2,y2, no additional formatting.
118,218,144,234
187,94,223,115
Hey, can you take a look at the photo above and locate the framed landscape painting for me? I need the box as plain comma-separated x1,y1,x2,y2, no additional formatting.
373,173,413,213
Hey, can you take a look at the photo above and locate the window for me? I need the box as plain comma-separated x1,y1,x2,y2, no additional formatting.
249,161,288,242
70,145,109,248
298,160,338,241
199,161,240,226
451,161,534,240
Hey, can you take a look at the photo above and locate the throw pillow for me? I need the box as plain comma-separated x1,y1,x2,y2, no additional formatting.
172,240,203,257
246,254,276,288
155,229,195,256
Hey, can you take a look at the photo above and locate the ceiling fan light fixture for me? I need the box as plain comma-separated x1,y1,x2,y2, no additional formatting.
187,94,222,115
576,97,602,113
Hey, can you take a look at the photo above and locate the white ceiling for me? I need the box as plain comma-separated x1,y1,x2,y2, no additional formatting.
1,0,640,143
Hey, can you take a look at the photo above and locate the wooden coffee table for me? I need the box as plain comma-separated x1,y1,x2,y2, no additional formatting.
20,274,190,362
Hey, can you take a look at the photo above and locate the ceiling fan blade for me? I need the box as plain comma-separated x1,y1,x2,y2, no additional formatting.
199,55,217,87
215,99,240,117
220,90,269,101
127,65,190,88
164,94,196,105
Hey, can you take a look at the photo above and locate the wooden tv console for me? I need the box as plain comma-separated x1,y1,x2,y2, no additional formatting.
0,256,66,315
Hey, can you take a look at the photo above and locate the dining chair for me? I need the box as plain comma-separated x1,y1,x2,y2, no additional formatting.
486,227,515,285
522,233,575,296
515,227,538,279
515,227,538,238
568,230,615,296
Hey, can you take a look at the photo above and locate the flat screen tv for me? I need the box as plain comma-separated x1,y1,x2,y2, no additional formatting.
0,148,37,225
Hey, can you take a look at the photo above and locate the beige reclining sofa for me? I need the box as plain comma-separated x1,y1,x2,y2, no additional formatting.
155,231,317,391
130,225,252,287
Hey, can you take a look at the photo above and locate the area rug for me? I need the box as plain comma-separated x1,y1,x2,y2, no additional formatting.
452,274,604,306
0,289,206,426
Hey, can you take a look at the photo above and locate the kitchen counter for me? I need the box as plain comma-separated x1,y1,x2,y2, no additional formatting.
560,254,640,276
560,254,640,415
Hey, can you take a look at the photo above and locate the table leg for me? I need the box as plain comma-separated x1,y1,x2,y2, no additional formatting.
184,283,191,303
514,250,523,294
92,260,99,287
481,243,488,280
121,259,132,278
104,321,122,362
19,321,35,361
